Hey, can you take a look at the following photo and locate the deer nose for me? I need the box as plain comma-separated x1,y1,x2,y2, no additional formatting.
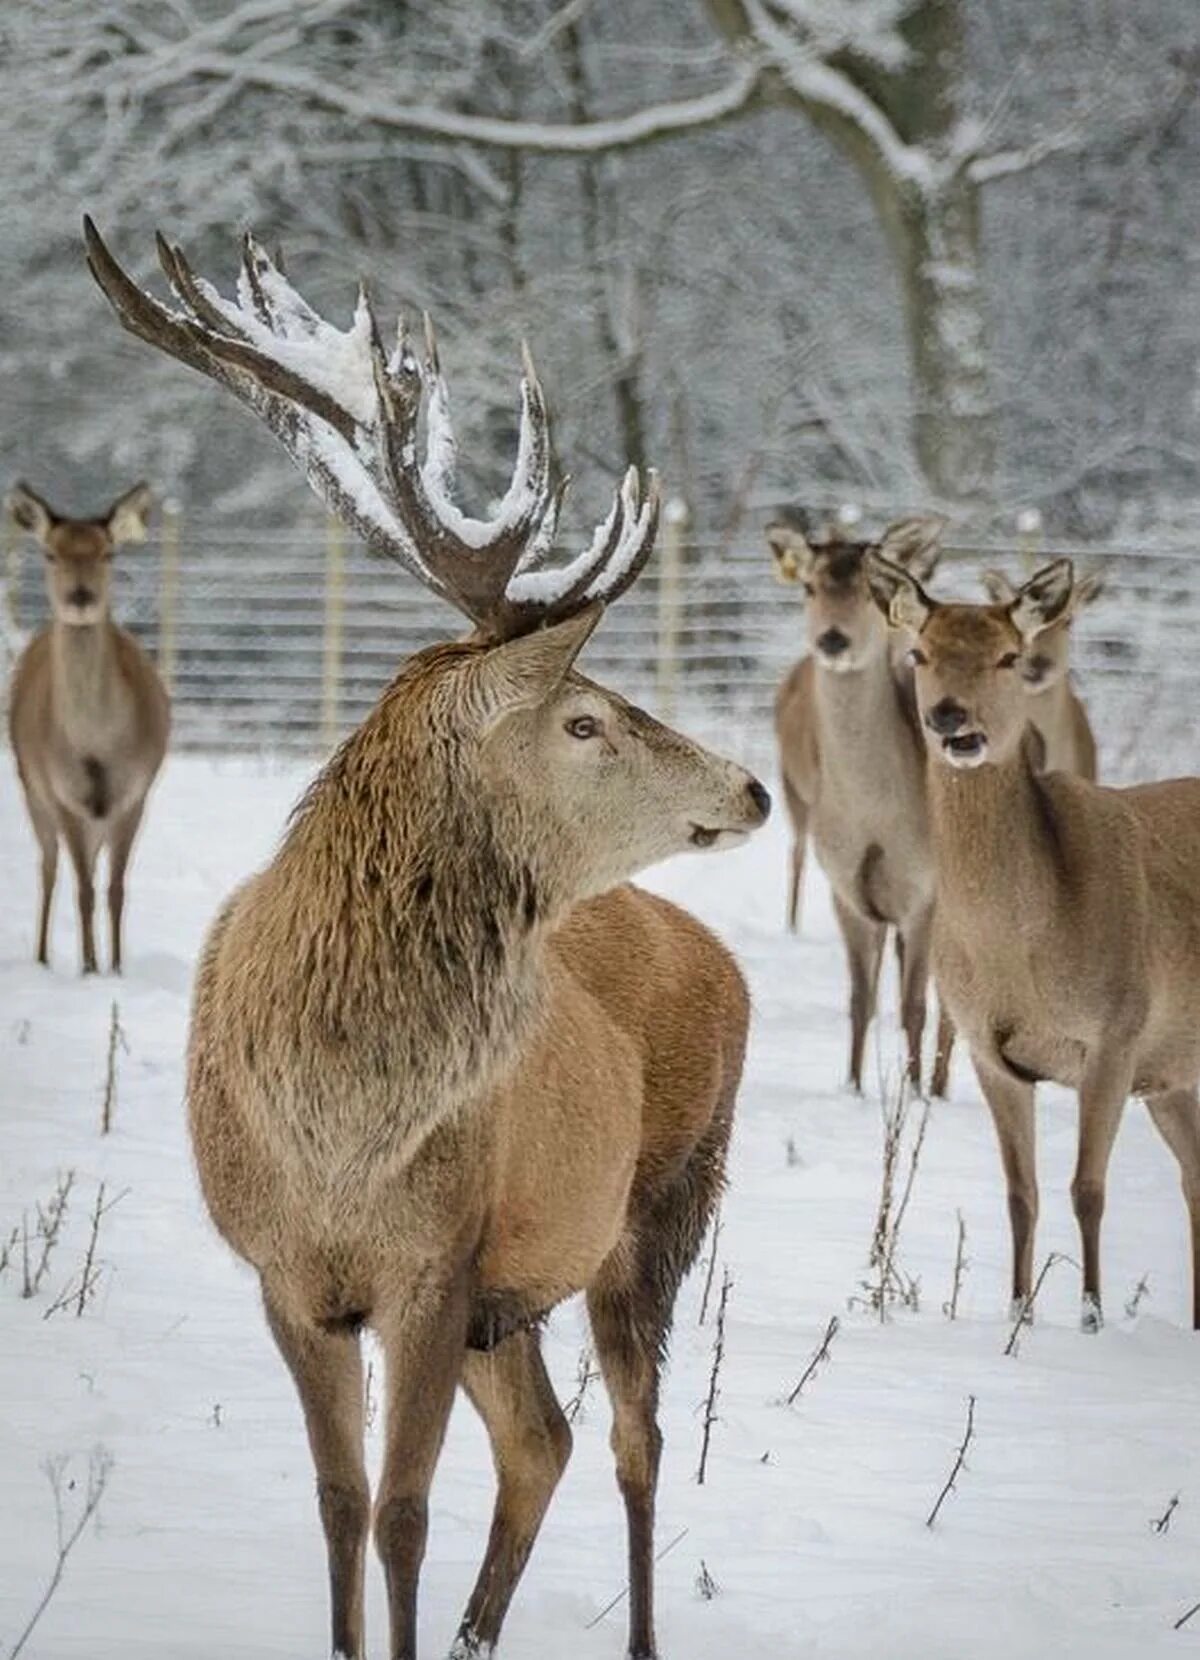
68,586,94,608
746,778,772,823
926,698,968,736
816,628,850,657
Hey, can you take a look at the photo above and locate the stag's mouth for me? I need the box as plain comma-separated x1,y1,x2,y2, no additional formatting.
941,731,988,768
689,823,748,849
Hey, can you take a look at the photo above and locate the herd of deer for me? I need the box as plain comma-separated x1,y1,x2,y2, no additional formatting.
2,222,1197,1660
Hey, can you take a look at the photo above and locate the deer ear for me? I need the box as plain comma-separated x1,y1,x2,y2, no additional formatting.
876,514,947,582
480,605,603,715
1072,571,1105,610
981,568,1016,605
104,482,154,545
866,551,933,634
1010,559,1075,640
6,482,57,546
765,523,816,586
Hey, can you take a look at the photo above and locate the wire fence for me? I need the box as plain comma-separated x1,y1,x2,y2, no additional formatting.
4,515,1199,782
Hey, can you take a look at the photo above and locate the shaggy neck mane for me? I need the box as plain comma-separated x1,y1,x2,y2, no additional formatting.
274,642,550,1119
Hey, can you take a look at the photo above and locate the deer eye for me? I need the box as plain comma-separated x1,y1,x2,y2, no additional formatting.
565,714,601,740
906,646,928,667
997,650,1021,669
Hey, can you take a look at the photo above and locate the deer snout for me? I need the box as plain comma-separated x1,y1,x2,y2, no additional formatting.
746,777,772,824
68,584,96,609
926,698,969,736
816,627,850,658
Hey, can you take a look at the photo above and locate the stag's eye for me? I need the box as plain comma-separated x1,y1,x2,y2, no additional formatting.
906,646,928,667
565,714,601,740
997,650,1021,669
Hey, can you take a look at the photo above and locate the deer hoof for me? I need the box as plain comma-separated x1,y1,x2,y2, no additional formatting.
1080,1293,1103,1334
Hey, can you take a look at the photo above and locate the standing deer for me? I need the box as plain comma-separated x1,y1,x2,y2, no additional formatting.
981,566,1102,778
866,552,1200,1332
768,512,953,1095
85,221,770,1660
6,482,169,973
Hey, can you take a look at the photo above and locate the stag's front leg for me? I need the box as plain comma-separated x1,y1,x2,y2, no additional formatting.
263,1283,370,1660
897,906,933,1092
1072,1048,1136,1332
375,1274,471,1660
973,1056,1038,1315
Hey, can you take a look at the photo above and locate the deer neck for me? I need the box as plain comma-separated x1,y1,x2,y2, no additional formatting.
50,617,119,740
813,645,916,780
927,736,1061,920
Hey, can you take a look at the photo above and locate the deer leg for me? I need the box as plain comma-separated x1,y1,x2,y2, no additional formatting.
262,1285,370,1660
106,800,146,974
781,776,808,934
374,1274,470,1660
897,908,933,1093
832,893,885,1093
1143,1086,1200,1331
930,1002,956,1100
1072,1052,1135,1332
60,813,100,975
974,1057,1038,1313
27,803,58,967
451,1330,572,1656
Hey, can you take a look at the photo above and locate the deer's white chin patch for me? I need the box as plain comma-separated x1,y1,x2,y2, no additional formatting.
815,654,855,675
941,732,989,769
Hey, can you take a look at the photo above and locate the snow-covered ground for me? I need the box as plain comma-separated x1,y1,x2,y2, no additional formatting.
1,751,1198,1659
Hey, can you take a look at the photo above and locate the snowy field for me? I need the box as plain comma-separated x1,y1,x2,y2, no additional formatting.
1,749,1198,1660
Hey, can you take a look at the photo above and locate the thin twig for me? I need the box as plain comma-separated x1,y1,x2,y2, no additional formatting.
43,1184,128,1320
1175,1600,1200,1631
1124,1273,1151,1319
696,1269,732,1486
926,1395,976,1529
20,1172,75,1299
943,1210,969,1321
6,1448,113,1659
563,1344,600,1425
1004,1252,1077,1356
697,1207,722,1327
100,1001,127,1136
584,1528,688,1629
785,1315,839,1406
1150,1494,1179,1535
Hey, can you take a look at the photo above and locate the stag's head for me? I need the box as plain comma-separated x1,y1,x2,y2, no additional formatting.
981,566,1103,691
83,223,769,899
766,513,946,673
867,555,1083,770
6,481,152,627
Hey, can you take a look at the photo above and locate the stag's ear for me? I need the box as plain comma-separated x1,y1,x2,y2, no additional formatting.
104,482,154,546
981,568,1017,605
876,514,947,582
481,605,604,715
866,551,934,634
1009,559,1075,641
6,482,57,546
765,523,817,586
1071,571,1105,610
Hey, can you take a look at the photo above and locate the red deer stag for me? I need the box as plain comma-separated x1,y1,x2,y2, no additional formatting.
867,552,1200,1332
6,482,169,972
85,220,770,1660
980,566,1102,778
768,511,953,1095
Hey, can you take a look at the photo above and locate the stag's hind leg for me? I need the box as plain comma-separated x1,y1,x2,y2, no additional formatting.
589,1121,731,1660
451,1330,572,1656
262,1284,370,1660
1144,1085,1200,1331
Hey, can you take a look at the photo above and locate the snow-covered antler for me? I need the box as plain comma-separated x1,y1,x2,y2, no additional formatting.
83,219,660,639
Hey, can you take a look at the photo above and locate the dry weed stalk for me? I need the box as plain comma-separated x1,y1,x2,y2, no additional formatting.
696,1268,732,1485
100,1000,128,1135
695,1560,720,1600
585,1528,688,1631
563,1345,600,1425
697,1206,723,1327
1150,1494,1180,1535
1004,1251,1077,1356
5,1447,113,1659
943,1210,969,1320
926,1395,976,1529
853,1079,930,1319
43,1182,128,1319
1124,1273,1152,1319
19,1171,75,1299
785,1314,840,1406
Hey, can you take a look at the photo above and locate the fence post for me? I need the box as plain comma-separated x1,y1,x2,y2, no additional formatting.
321,513,346,751
158,497,181,693
656,495,689,722
1015,507,1043,573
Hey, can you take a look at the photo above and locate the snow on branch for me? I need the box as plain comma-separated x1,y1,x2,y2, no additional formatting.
966,126,1087,185
176,50,766,154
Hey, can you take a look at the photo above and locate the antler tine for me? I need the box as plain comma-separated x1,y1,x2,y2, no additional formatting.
585,468,661,610
157,230,252,342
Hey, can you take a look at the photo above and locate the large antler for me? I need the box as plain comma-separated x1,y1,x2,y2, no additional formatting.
83,219,659,640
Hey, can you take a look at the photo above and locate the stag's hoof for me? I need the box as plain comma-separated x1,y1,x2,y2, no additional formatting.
447,1632,493,1659
1080,1293,1103,1334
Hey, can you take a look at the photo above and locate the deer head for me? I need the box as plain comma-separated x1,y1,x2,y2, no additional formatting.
83,224,769,897
981,566,1103,691
867,554,1083,770
6,481,152,628
766,513,946,673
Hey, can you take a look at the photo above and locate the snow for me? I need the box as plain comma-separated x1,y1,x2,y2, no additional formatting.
2,751,1199,1659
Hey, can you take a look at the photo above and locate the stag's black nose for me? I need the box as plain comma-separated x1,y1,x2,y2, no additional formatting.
816,628,850,657
68,586,94,608
746,778,772,823
927,698,968,736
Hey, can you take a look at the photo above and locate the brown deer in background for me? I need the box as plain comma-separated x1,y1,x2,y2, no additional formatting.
981,566,1103,778
768,511,953,1096
6,482,169,973
867,552,1200,1332
86,221,770,1660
